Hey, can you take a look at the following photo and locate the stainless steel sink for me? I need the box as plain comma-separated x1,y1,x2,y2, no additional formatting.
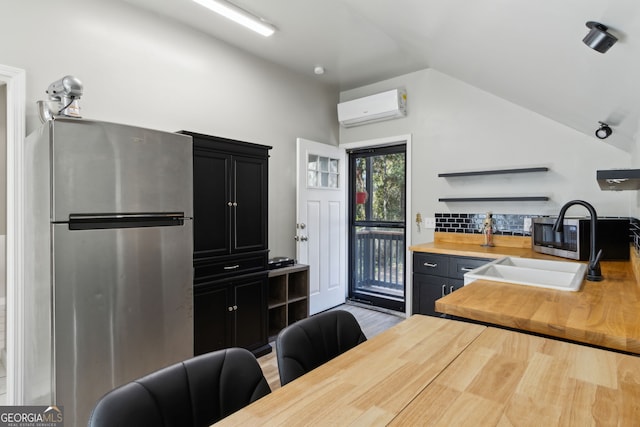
463,256,587,291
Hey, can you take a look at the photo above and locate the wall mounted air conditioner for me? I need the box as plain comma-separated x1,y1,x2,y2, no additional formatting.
337,88,407,128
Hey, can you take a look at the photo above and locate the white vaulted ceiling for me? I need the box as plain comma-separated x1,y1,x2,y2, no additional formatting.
121,0,640,151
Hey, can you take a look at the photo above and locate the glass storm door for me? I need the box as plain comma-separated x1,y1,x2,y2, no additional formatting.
348,145,406,312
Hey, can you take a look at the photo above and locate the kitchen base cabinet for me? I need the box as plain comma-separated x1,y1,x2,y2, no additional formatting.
413,273,460,317
194,272,271,357
412,252,488,316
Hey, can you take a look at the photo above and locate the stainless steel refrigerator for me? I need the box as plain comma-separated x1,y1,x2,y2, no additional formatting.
22,118,194,426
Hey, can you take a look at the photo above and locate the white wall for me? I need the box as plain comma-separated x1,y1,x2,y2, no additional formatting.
0,0,339,258
0,83,5,236
340,69,633,244
632,122,640,218
0,83,5,306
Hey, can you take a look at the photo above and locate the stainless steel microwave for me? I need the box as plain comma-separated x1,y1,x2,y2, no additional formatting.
532,217,629,261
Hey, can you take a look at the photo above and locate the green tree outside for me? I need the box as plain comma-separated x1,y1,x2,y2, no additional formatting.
355,153,405,222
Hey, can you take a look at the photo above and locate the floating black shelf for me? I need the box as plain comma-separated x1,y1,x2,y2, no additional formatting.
438,167,549,178
439,196,550,202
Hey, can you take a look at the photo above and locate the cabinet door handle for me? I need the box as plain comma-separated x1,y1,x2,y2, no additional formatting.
424,262,438,268
233,202,238,207
441,284,446,297
228,306,233,312
227,201,233,207
300,236,308,242
233,305,238,311
450,286,455,294
224,264,240,270
461,267,475,272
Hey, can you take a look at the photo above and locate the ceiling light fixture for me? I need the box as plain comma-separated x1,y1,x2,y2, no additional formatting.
192,0,276,37
583,21,618,53
595,122,612,139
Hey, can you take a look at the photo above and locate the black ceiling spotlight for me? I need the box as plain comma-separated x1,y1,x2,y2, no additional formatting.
583,21,618,53
595,122,612,139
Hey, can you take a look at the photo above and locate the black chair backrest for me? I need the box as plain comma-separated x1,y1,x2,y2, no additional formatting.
276,309,367,386
88,347,270,427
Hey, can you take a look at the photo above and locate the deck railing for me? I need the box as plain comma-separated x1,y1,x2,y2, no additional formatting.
354,228,404,295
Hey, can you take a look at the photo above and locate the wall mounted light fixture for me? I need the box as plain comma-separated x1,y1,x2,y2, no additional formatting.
192,0,276,37
595,122,612,139
583,21,618,53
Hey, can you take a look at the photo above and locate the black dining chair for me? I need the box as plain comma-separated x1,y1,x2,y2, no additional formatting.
87,347,271,427
276,309,367,386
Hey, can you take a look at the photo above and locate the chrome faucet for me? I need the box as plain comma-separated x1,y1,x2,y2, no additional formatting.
552,200,603,281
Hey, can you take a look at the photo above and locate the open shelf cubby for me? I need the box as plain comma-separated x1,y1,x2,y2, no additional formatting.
288,300,308,325
267,264,309,340
268,274,287,308
268,305,287,339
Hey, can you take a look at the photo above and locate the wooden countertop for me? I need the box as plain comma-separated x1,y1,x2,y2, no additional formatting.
389,325,640,426
413,233,640,354
217,315,640,426
410,232,559,259
216,315,486,426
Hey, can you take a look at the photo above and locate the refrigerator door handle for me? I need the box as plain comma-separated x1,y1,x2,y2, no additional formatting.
67,212,189,230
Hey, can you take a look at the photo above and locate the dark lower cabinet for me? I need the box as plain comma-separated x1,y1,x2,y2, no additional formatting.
194,273,270,357
413,273,462,317
412,252,489,316
194,285,230,354
232,276,268,350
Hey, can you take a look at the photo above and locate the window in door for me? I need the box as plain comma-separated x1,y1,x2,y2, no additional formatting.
307,154,339,189
348,145,406,312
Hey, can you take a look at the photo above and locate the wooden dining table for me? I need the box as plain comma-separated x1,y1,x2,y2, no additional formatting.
216,315,640,426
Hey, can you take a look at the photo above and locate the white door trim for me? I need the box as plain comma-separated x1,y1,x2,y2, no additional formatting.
340,135,412,317
1,64,26,404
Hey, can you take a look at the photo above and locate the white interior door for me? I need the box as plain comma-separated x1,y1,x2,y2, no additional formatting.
296,138,346,315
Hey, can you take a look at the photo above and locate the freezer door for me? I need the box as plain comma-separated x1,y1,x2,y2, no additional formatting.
51,221,193,425
50,119,193,221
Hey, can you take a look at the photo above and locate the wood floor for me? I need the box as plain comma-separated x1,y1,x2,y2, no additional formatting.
258,303,406,390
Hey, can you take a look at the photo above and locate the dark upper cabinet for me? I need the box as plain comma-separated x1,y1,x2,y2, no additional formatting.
184,131,271,260
233,155,268,253
193,149,230,257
